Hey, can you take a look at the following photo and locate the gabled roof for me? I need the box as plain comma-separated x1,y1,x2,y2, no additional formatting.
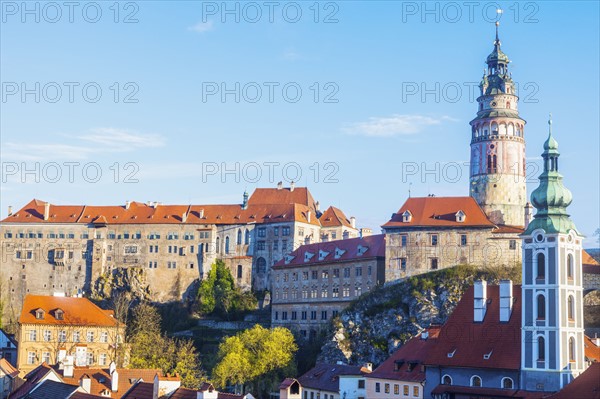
584,335,600,362
248,186,317,211
424,285,521,370
583,250,600,275
368,327,440,382
279,378,299,390
297,363,371,393
9,363,60,398
382,196,495,228
121,381,154,399
20,295,119,327
0,358,19,378
545,362,600,399
60,367,162,398
273,235,385,269
24,379,79,399
3,199,321,226
319,206,353,228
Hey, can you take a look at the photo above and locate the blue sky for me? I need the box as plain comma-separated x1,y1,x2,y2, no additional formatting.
1,1,599,246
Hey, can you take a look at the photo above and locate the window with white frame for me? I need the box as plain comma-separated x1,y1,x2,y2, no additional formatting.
470,376,482,387
27,352,36,364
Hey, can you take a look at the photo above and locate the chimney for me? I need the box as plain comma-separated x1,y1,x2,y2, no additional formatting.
199,209,204,218
363,362,373,372
125,200,131,210
594,334,600,347
421,330,429,340
315,201,320,212
109,361,116,375
63,356,74,378
111,368,119,392
350,216,356,229
44,202,50,220
277,181,283,190
499,279,513,322
524,202,534,228
182,212,188,223
8,205,12,216
473,280,487,322
307,210,311,223
242,191,249,210
80,374,91,393
290,181,295,191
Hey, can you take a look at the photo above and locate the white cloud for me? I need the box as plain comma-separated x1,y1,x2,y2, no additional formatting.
342,114,457,138
282,49,302,61
79,128,166,149
188,20,214,33
0,143,93,161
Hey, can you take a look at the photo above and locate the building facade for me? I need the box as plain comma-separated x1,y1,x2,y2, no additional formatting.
0,185,359,323
16,295,125,376
271,235,385,338
520,122,586,392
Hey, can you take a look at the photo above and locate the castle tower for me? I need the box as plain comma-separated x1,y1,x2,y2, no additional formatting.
520,117,586,392
469,22,527,227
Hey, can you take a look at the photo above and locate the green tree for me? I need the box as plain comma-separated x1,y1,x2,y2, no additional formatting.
128,302,204,388
197,260,257,319
212,325,298,397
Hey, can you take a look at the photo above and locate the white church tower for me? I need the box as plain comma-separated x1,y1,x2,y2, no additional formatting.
520,117,586,392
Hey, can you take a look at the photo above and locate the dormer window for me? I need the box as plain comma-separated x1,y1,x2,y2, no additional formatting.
483,350,493,360
402,211,412,223
334,248,346,259
447,349,456,358
357,245,368,256
35,309,45,319
55,309,64,320
455,210,466,223
318,250,330,261
304,252,314,262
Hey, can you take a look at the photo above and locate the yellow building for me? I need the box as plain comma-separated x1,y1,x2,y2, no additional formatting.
16,294,125,376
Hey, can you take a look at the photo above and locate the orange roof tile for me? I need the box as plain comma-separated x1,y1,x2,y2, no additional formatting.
382,196,495,229
0,358,19,378
583,250,599,266
319,206,353,228
20,295,119,327
425,285,521,370
248,186,317,210
584,335,600,362
60,367,162,398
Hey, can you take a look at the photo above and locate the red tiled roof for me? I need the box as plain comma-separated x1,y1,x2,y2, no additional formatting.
583,250,599,266
431,384,546,398
279,378,298,390
584,335,600,362
493,225,525,234
9,363,58,398
319,206,353,228
248,186,317,211
297,363,371,393
121,381,155,399
3,199,321,226
168,387,198,399
382,196,495,228
60,367,162,398
425,285,521,370
273,235,385,269
19,295,119,327
368,327,440,383
0,358,18,378
545,362,600,399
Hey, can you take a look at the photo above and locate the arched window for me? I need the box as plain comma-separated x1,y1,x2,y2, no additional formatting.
569,337,576,362
442,375,452,385
506,101,511,109
487,154,497,173
256,257,267,273
470,376,482,387
502,377,514,389
225,236,230,254
567,254,574,280
537,336,546,361
237,229,242,245
244,229,250,245
537,294,546,320
237,264,243,279
536,253,545,280
568,296,575,320
216,237,220,253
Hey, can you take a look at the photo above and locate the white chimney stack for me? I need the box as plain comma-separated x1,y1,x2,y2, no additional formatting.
315,201,320,212
350,216,356,229
44,202,50,220
182,212,188,223
277,181,283,190
290,181,295,191
111,368,119,392
8,205,12,216
474,280,488,322
63,356,74,378
199,209,204,218
499,279,513,322
307,210,311,223
125,200,131,210
421,330,429,340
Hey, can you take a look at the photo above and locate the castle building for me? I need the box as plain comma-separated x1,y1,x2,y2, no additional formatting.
382,22,526,279
0,185,359,324
520,120,586,392
271,235,385,339
469,21,527,227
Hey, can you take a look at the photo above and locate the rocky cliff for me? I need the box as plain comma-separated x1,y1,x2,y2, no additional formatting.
318,264,521,366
